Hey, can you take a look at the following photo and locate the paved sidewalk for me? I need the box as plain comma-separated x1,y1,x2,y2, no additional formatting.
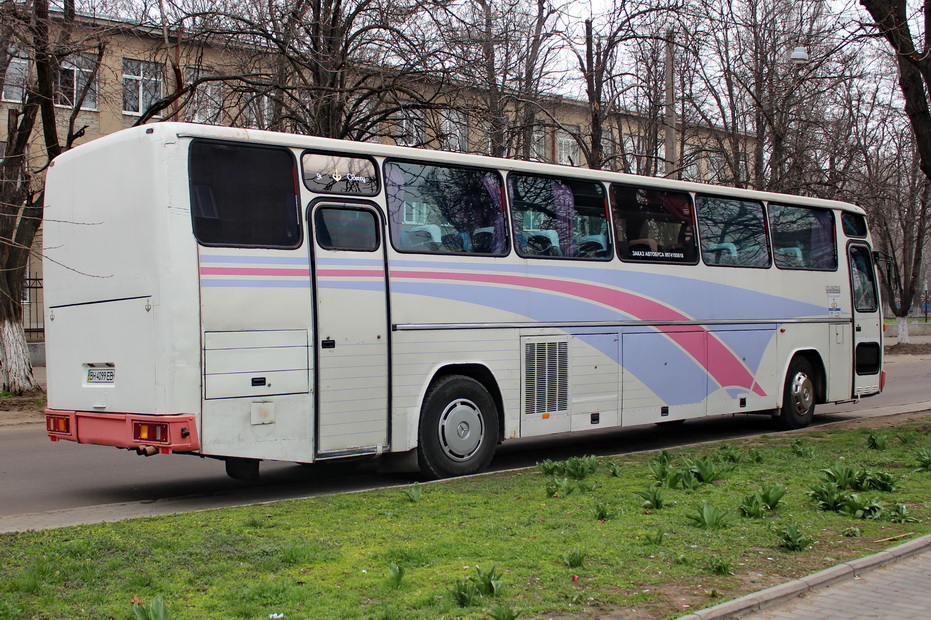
746,550,931,619
679,534,931,619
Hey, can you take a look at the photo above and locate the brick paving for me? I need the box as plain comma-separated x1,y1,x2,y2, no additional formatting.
741,551,931,620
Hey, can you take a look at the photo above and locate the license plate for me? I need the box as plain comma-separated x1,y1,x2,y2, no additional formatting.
87,368,115,384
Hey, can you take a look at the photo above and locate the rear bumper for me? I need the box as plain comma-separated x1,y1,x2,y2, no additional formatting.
45,409,200,453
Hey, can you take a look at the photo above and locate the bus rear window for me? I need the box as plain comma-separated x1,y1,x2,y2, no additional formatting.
611,184,696,263
189,141,301,248
385,161,508,255
769,204,836,271
697,195,770,268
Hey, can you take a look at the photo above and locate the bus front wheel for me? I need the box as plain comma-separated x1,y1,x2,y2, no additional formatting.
776,358,816,430
418,375,499,479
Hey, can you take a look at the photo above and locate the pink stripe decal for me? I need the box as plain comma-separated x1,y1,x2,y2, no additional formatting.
317,269,386,278
394,269,766,396
201,267,310,277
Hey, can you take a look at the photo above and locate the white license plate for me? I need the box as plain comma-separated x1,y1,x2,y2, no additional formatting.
87,368,115,384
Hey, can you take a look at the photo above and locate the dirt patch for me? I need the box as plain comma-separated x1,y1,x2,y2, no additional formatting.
0,390,46,427
886,342,931,356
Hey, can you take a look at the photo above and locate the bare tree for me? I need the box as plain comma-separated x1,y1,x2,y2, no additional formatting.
434,0,561,159
0,0,107,393
858,0,931,184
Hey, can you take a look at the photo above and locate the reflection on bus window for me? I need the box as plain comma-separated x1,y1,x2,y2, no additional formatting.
314,207,379,251
302,152,379,196
611,184,696,263
189,141,301,248
508,174,610,260
769,204,836,271
850,245,878,312
842,212,868,238
697,195,770,268
385,161,507,255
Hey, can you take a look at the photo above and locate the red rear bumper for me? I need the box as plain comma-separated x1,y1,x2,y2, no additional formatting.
45,409,200,453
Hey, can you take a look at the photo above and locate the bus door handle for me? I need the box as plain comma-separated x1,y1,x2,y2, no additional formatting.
856,325,862,332
322,339,336,349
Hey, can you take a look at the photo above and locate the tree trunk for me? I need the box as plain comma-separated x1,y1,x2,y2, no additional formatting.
0,317,39,394
897,316,911,345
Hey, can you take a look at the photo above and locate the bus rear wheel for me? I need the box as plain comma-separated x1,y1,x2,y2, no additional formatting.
418,375,499,479
777,358,816,430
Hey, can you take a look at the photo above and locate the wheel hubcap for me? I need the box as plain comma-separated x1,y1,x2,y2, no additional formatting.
790,372,814,416
438,398,484,461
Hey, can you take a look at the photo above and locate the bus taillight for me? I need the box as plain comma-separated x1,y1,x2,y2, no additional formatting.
134,422,170,443
47,415,70,434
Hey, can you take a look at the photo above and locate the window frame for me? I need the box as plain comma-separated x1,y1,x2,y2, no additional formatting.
768,203,838,272
188,139,303,249
122,58,163,116
2,54,28,103
301,150,380,197
312,202,381,252
696,193,772,269
508,172,612,262
611,183,698,265
56,54,99,110
384,158,509,257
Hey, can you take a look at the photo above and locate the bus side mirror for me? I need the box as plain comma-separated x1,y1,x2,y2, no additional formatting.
873,250,901,298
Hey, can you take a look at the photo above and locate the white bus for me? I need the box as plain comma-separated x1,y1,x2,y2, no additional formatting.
43,123,884,479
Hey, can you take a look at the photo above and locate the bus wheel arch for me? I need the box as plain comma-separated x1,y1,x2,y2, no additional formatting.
417,367,502,479
776,352,823,430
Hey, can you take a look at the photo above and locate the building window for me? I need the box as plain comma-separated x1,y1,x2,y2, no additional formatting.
556,127,580,166
2,54,28,103
185,69,223,124
439,110,468,152
530,125,547,161
56,54,98,110
396,110,425,147
122,58,162,115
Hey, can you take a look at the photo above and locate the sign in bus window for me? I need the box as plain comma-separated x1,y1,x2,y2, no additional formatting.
189,141,301,248
509,174,610,260
697,195,771,268
611,184,696,263
769,204,837,271
302,152,378,196
385,161,508,255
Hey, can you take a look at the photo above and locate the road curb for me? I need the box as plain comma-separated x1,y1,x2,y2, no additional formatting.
676,533,931,619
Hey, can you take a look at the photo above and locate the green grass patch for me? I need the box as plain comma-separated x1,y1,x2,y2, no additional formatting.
4,418,931,618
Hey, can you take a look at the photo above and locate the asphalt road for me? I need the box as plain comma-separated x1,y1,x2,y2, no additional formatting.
1,354,928,533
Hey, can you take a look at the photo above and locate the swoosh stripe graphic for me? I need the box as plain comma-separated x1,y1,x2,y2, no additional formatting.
392,269,765,396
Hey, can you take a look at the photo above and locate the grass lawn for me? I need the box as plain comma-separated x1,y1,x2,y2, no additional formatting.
3,413,931,619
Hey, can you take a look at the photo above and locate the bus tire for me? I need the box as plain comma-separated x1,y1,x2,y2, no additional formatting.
777,357,816,430
418,375,499,479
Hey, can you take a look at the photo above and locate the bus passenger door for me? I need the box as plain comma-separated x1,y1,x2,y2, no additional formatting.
310,202,390,456
848,244,882,397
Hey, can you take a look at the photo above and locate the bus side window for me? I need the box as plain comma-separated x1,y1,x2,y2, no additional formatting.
314,207,379,252
189,140,301,249
611,184,697,264
770,204,837,271
508,174,610,260
696,195,770,268
385,161,508,256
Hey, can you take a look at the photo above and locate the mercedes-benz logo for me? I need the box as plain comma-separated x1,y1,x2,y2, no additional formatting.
457,422,470,438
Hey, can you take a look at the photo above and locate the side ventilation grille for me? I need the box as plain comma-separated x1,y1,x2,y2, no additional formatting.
524,340,568,415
